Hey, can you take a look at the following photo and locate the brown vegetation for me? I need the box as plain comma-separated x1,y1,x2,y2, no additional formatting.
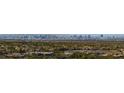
0,40,124,59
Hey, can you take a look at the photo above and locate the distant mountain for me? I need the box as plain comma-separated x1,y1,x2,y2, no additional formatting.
0,34,124,41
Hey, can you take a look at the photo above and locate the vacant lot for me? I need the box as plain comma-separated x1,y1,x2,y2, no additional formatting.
0,40,124,59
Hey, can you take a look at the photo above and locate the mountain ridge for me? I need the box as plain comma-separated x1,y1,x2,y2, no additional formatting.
0,34,124,41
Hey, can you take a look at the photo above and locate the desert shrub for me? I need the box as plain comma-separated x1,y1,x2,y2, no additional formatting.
70,52,86,59
70,52,100,59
